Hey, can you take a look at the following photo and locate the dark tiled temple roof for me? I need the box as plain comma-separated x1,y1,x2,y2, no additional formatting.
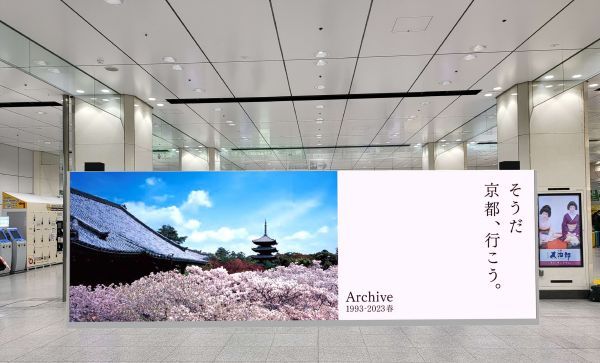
70,189,207,264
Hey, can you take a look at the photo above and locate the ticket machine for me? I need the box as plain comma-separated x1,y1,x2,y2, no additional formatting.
0,229,12,276
6,228,26,273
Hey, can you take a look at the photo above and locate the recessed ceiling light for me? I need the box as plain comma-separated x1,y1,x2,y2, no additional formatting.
102,98,110,102
463,54,477,61
315,51,327,58
315,85,325,90
101,89,110,93
440,139,446,142
104,0,124,4
315,104,324,109
214,107,222,112
193,88,205,93
543,75,554,80
316,117,324,121
134,104,139,108
148,97,156,101
456,139,461,142
36,111,46,115
229,123,236,126
469,141,476,144
572,74,582,79
439,80,452,86
156,103,164,107
385,141,391,144
590,83,599,88
484,93,493,97
413,144,420,147
162,56,176,63
408,115,416,119
316,120,323,124
545,85,553,88
471,44,487,52
34,60,47,66
172,64,183,71
225,120,233,123
511,93,518,96
493,86,502,91
75,89,85,94
316,134,322,138
316,59,328,66
442,144,447,147
44,141,52,145
47,68,60,74
420,101,430,106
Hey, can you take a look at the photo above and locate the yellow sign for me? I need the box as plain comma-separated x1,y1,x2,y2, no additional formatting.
2,192,26,209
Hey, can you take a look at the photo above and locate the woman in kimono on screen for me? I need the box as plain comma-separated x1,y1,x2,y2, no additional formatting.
561,201,581,247
538,205,553,248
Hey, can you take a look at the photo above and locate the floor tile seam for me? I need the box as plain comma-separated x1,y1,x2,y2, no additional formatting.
7,326,75,362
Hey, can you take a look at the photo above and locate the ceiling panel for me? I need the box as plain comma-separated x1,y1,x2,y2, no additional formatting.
439,0,571,54
410,52,509,92
169,0,281,62
294,100,346,122
351,55,430,93
142,63,230,99
213,61,289,97
63,0,207,64
390,96,456,120
272,0,370,59
286,58,356,95
344,99,401,120
79,64,175,103
361,0,472,57
0,0,133,66
240,102,296,123
299,120,342,135
518,0,600,52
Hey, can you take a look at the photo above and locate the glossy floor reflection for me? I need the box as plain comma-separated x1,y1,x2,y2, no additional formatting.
1,265,599,362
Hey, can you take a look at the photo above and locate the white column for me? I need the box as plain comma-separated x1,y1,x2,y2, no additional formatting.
421,143,435,170
122,95,153,171
208,148,221,171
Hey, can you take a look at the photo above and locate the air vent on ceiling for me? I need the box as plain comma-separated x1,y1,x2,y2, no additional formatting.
391,16,433,33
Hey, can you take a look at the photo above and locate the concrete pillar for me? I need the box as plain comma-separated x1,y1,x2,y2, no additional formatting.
208,148,221,171
421,143,435,170
497,82,592,294
180,148,209,171
434,143,466,170
122,95,153,171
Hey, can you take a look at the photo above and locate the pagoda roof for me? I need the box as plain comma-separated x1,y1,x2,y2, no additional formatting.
252,235,277,243
252,246,278,252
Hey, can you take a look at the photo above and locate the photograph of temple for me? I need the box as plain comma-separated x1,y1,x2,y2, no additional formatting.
251,220,278,261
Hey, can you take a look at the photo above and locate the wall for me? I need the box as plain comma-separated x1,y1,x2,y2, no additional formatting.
33,151,60,197
74,99,124,171
0,143,33,194
434,144,465,170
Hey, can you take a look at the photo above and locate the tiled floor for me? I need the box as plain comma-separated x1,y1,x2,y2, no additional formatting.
1,265,600,362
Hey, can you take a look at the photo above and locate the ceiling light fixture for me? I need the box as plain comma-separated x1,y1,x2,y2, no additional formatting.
101,89,110,93
315,85,325,90
471,44,487,52
440,139,446,142
315,104,324,109
590,83,599,88
439,80,452,86
463,54,477,61
34,60,47,66
36,111,46,115
104,0,124,4
156,103,164,107
102,98,109,102
484,93,493,97
172,64,183,71
572,74,582,79
134,104,139,108
414,144,421,147
225,120,233,123
162,56,176,63
315,51,327,58
545,85,553,88
493,86,502,91
456,139,461,142
44,141,52,145
316,117,324,121
148,97,156,101
229,123,236,126
193,88,205,93
214,107,222,112
469,141,476,144
543,75,554,80
47,68,60,74
316,59,327,66
511,93,518,96
75,89,85,94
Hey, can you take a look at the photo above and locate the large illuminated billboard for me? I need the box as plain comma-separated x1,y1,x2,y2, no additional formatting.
69,170,537,323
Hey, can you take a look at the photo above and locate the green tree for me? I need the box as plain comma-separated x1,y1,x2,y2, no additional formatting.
157,225,187,244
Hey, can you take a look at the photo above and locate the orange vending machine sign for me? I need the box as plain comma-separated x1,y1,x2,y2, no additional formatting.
2,192,27,209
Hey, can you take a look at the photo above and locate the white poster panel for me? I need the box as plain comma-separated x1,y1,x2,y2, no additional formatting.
338,170,536,321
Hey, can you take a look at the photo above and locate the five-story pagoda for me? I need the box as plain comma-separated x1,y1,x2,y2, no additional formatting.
251,220,278,260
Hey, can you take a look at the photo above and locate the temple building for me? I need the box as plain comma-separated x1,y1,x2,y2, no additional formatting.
251,220,278,260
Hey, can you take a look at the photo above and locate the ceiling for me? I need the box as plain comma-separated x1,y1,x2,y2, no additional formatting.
1,0,600,168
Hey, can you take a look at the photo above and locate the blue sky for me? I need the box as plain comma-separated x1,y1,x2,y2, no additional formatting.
71,171,338,255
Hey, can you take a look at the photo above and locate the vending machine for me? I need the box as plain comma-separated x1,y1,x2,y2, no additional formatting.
6,228,26,273
0,229,12,276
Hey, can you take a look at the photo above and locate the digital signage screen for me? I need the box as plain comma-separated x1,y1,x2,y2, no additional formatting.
538,193,583,267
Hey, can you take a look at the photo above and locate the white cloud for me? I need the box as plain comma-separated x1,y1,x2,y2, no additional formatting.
124,201,184,229
152,194,173,203
188,227,249,243
145,177,162,186
183,190,212,208
283,225,330,241
184,219,201,230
